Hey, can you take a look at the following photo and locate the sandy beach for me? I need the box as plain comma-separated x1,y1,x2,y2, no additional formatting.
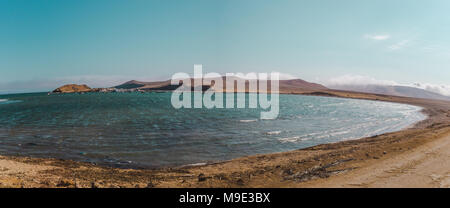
1,90,449,188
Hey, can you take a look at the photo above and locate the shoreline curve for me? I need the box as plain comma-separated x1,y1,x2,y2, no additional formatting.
0,89,449,188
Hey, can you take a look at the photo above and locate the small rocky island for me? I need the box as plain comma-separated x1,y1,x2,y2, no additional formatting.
51,84,119,94
52,84,93,93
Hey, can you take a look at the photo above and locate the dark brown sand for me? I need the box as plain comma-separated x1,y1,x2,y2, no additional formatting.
1,90,449,188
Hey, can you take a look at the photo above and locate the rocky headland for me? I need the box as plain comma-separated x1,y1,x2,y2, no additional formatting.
52,84,93,94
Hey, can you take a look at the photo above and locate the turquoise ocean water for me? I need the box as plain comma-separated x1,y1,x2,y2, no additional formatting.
0,92,425,168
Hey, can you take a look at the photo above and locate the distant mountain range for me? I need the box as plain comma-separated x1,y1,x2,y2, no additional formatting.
328,84,450,101
51,77,329,94
114,77,328,93
52,77,450,101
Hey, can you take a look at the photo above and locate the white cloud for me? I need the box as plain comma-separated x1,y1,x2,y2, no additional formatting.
411,83,450,96
364,34,391,41
389,39,411,50
277,73,299,80
324,74,398,86
323,74,450,97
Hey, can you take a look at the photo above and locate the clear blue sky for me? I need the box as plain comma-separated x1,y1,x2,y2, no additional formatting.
1,0,450,92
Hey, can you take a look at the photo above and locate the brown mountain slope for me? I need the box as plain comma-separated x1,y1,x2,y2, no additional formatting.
329,84,450,101
115,77,328,93
278,79,328,92
115,80,172,89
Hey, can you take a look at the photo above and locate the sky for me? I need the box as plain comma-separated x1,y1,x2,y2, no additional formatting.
1,0,450,93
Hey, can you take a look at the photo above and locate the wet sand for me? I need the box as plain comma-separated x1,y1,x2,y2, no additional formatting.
1,90,449,188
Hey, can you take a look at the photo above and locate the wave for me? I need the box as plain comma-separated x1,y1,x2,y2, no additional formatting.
239,119,258,123
329,130,350,136
278,136,312,143
0,99,21,105
266,130,282,135
278,136,300,143
181,162,207,168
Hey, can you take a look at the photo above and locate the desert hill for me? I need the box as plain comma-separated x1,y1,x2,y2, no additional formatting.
114,77,328,93
329,84,450,101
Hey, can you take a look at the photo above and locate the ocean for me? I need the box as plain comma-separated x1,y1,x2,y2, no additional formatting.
0,92,425,168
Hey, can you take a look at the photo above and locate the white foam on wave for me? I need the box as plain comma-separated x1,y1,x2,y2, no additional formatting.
187,162,207,166
278,136,311,143
329,130,350,136
266,130,282,135
278,136,300,143
240,119,258,123
180,162,208,168
0,99,21,105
